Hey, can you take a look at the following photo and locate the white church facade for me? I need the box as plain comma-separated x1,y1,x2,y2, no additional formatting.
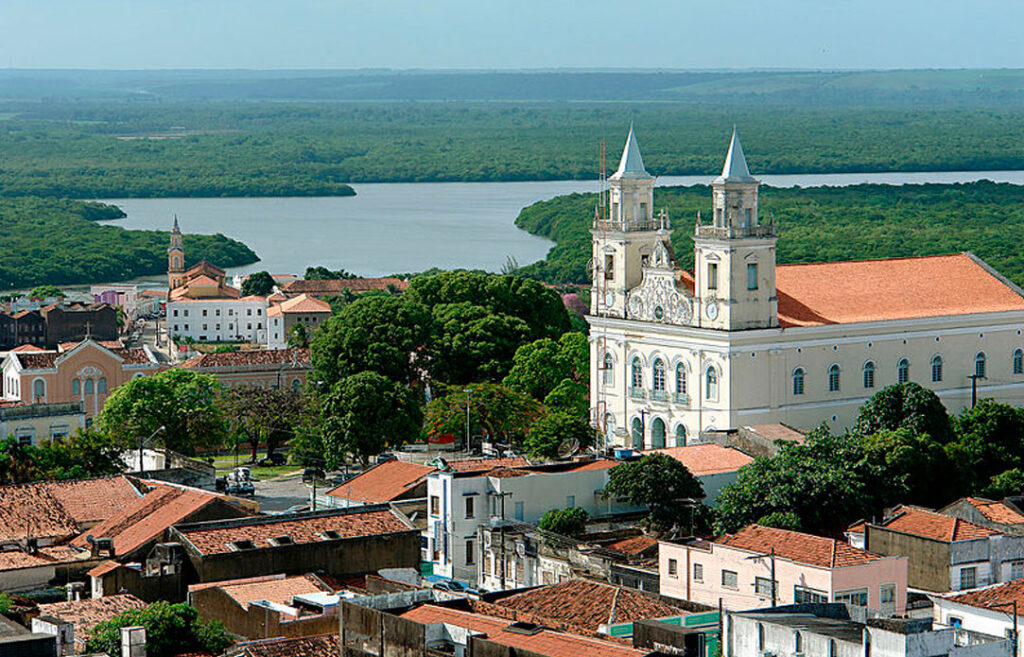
589,127,1024,449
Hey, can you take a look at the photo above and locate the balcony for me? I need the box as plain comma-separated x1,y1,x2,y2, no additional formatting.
673,393,689,405
695,224,775,240
650,389,668,402
629,387,646,401
593,217,671,233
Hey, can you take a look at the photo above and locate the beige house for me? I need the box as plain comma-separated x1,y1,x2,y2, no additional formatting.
590,127,1024,448
267,294,332,349
0,400,85,445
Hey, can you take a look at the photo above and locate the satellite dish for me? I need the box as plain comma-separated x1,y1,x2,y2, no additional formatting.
557,437,580,459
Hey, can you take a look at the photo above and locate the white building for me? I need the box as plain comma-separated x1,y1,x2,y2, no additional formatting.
931,580,1024,657
167,294,268,344
590,127,1024,448
425,459,641,585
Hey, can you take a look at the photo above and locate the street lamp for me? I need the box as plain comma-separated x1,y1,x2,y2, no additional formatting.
138,425,165,478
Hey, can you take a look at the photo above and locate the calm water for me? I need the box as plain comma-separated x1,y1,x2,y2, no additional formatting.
99,170,1024,280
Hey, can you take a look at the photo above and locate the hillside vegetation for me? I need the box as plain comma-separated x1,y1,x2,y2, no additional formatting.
0,198,258,289
515,181,1024,286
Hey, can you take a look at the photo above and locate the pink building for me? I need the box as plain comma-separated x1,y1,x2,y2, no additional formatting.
659,524,908,614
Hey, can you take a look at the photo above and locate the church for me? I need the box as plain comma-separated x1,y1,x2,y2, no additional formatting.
589,127,1024,449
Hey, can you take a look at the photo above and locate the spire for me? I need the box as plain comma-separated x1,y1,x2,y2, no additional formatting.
610,123,653,181
172,214,180,233
716,127,756,183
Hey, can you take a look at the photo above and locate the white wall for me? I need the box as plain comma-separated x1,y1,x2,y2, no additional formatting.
167,298,268,343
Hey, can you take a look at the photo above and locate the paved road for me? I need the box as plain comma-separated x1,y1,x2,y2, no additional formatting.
252,472,311,512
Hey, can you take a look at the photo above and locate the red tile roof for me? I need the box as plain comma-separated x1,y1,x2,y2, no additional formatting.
648,444,754,476
43,476,142,527
946,579,1024,613
741,424,806,444
604,535,659,557
13,352,59,369
677,253,1024,328
181,347,311,370
10,344,45,352
0,483,79,542
37,594,147,645
233,634,338,657
495,579,684,633
716,524,885,568
877,505,999,542
447,457,530,472
177,508,412,555
87,560,122,578
283,278,409,296
273,294,332,314
963,498,1024,525
326,460,434,503
565,458,619,472
59,340,125,351
402,604,646,657
0,546,83,572
215,574,333,609
71,483,241,556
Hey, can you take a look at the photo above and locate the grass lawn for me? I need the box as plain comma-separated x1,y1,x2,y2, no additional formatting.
210,455,302,480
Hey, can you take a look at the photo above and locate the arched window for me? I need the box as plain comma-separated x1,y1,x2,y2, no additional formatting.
931,355,944,383
32,378,46,401
863,361,875,389
97,377,107,394
652,359,666,393
897,358,910,384
291,378,302,391
631,418,644,450
757,624,765,652
975,352,987,378
651,418,666,449
72,379,80,396
84,378,94,394
705,367,719,401
828,364,841,392
1015,349,1024,375
631,358,643,391
602,352,614,385
675,363,686,398
792,368,805,396
794,631,803,654
15,425,34,446
674,424,687,447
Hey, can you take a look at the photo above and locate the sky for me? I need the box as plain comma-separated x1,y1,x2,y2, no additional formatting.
0,0,1021,71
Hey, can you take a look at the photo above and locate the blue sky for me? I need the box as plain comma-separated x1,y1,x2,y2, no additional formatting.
1,0,1019,70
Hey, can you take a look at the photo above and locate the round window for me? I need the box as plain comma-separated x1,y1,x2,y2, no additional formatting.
654,306,664,320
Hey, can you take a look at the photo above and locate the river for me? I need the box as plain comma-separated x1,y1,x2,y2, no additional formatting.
98,170,1024,281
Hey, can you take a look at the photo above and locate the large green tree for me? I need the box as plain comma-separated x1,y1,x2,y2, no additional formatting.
603,453,704,532
241,270,275,297
503,331,588,402
424,382,541,446
854,382,955,443
948,399,1024,492
97,369,227,455
222,386,309,461
87,603,231,657
311,295,431,387
320,371,422,466
427,303,531,384
522,410,592,459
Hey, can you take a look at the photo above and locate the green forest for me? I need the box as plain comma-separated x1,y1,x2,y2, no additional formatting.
2,101,1024,196
515,181,1024,287
0,197,258,289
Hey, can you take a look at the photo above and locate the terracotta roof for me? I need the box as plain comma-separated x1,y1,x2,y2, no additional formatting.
877,505,999,542
946,579,1024,613
13,352,59,369
215,574,333,609
742,424,806,444
139,290,167,297
485,467,532,478
10,344,45,352
326,460,434,503
565,459,620,472
177,508,412,555
648,444,754,476
496,579,684,633
401,604,645,657
447,457,531,472
188,275,221,287
716,524,885,568
59,340,124,351
604,535,659,557
181,348,310,370
71,483,240,556
109,347,155,365
283,278,409,296
273,294,332,314
0,400,25,408
0,545,83,572
87,560,122,578
37,594,147,645
0,483,79,542
42,476,142,527
232,634,338,657
963,498,1024,525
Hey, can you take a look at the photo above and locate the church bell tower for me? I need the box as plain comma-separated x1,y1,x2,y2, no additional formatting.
168,215,186,291
693,129,778,330
591,125,671,318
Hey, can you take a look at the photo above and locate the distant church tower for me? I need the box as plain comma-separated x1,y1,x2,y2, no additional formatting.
168,216,186,291
692,129,778,330
591,125,671,317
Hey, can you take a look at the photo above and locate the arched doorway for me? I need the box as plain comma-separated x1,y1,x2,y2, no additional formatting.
651,418,666,449
631,418,644,450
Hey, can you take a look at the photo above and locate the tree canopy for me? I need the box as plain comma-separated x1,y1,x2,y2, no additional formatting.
424,383,541,446
603,453,704,532
86,603,232,657
855,382,955,443
241,270,275,297
538,507,589,538
522,410,592,459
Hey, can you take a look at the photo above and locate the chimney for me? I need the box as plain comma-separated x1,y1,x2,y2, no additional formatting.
121,626,147,657
66,582,85,602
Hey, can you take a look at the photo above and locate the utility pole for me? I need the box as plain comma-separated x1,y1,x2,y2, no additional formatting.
746,548,777,608
968,373,985,408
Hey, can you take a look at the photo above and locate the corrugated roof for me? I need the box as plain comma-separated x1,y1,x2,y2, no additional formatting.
716,524,886,568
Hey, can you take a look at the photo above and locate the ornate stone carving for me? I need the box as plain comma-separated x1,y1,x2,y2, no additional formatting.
76,365,101,378
626,241,694,325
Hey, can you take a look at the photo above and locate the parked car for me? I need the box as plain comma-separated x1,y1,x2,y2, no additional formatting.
376,452,397,464
258,452,286,467
302,467,326,483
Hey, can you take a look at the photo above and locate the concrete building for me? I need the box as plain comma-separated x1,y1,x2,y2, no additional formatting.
931,580,1024,657
0,400,85,445
426,459,642,585
854,505,1024,592
266,294,331,349
589,127,1024,447
724,604,1010,657
940,498,1024,534
660,525,908,613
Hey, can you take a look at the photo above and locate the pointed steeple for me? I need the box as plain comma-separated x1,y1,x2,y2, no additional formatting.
716,127,756,183
172,214,180,233
610,123,653,181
